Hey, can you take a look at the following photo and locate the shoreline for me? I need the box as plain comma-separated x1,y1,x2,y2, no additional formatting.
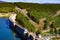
0,13,13,18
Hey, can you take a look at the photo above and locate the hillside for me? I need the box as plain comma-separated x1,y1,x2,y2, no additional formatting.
15,2,60,35
0,3,15,13
0,2,60,35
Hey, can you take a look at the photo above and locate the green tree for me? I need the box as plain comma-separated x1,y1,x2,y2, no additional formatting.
58,29,60,34
50,28,54,34
54,28,57,34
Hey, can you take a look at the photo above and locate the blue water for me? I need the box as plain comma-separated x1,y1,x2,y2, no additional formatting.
0,18,21,40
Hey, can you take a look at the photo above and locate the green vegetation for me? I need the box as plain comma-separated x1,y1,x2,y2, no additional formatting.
50,28,58,34
16,11,35,32
58,29,60,34
0,2,60,35
54,15,60,28
52,37,60,40
0,3,15,13
16,2,60,25
49,28,60,34
15,2,60,34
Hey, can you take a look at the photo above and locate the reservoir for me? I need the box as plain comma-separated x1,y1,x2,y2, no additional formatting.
0,18,21,40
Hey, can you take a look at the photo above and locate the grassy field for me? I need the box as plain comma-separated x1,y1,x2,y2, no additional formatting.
16,11,35,32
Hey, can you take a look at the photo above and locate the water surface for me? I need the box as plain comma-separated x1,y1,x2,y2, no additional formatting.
0,18,21,40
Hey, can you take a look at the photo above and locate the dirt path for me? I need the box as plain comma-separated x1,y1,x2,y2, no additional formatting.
15,6,60,34
49,10,60,28
44,10,60,33
15,6,39,30
39,18,46,29
52,10,60,17
15,6,51,32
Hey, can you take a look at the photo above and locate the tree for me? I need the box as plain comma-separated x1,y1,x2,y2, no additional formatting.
54,28,57,34
50,28,54,34
50,21,54,28
43,20,47,30
58,29,60,34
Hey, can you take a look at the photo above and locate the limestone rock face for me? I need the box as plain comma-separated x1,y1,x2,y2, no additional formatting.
9,13,17,25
